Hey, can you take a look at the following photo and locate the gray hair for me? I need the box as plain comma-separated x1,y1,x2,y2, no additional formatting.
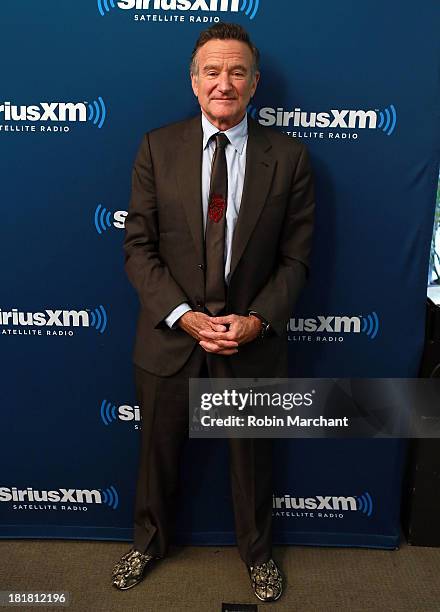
190,22,260,77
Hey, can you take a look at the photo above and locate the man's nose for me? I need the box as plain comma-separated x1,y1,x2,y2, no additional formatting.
217,72,233,92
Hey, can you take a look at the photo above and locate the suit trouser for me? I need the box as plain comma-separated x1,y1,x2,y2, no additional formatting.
132,345,273,566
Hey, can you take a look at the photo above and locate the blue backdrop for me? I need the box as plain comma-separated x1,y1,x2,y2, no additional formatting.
1,0,439,549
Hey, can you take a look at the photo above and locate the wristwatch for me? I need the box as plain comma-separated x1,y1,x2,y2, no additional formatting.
248,311,271,339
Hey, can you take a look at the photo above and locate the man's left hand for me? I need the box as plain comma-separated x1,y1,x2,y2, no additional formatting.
198,314,261,353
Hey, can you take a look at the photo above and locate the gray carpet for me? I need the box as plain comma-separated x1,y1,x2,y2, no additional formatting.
3,540,440,611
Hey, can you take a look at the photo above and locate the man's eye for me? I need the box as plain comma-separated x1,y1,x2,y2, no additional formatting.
233,72,245,77
207,72,218,77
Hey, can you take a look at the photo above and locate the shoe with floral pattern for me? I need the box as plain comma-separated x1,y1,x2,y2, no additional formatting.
112,549,158,591
248,558,283,602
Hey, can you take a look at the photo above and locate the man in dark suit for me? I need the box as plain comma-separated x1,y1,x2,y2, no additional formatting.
112,23,314,603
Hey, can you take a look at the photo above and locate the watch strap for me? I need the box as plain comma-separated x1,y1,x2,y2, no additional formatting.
248,310,271,338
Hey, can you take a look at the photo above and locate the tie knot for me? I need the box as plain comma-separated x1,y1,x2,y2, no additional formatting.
214,132,229,149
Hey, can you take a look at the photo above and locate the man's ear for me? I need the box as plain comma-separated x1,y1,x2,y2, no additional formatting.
191,72,199,97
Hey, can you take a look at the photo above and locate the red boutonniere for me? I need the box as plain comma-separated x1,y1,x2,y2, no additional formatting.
208,194,226,223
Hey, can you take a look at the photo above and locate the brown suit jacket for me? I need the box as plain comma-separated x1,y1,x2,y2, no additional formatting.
124,114,315,377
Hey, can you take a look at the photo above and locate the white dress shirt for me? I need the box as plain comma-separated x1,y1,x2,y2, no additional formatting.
165,112,248,328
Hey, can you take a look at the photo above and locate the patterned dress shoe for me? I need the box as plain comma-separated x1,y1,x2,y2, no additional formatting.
248,558,283,602
112,549,158,591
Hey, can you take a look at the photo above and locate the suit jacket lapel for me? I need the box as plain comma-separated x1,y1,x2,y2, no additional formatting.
176,116,204,264
229,116,276,279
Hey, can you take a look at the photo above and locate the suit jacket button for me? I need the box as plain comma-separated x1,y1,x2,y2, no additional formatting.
198,264,205,270
196,301,203,309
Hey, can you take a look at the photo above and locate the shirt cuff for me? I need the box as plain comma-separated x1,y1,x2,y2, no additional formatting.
165,303,192,329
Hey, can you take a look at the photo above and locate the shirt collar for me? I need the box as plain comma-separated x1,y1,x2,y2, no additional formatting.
201,112,248,155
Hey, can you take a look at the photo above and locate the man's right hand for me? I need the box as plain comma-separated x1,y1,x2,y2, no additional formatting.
178,311,239,355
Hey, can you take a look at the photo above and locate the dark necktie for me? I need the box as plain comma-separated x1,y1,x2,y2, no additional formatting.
205,132,229,316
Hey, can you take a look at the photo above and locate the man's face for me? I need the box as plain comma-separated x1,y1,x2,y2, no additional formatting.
191,38,259,131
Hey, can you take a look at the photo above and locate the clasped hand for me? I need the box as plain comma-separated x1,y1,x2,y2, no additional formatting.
178,312,262,355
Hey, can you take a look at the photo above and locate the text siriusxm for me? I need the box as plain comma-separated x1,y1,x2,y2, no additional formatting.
258,107,377,130
273,495,357,511
288,316,361,333
118,0,240,10
0,487,102,504
0,309,90,327
0,102,87,122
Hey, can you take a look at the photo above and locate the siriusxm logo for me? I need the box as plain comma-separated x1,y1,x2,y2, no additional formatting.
100,399,141,425
273,491,373,516
0,485,119,509
0,306,108,335
97,0,260,20
248,104,397,137
0,97,107,131
94,204,127,234
288,312,379,340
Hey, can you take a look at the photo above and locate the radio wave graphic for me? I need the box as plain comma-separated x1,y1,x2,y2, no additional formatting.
94,204,113,234
361,311,379,340
377,104,397,136
100,485,119,509
240,0,259,20
247,104,258,119
89,305,108,334
97,0,116,16
100,399,118,425
356,491,373,516
87,97,107,129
